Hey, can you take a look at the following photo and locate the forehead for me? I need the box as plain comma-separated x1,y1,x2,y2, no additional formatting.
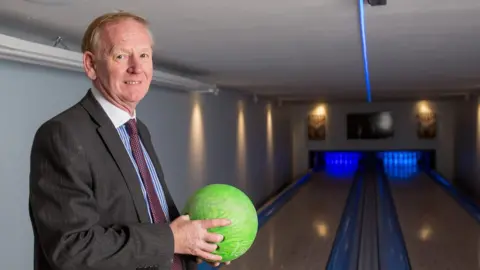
100,19,153,51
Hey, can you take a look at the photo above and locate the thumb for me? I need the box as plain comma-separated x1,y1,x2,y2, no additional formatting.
181,214,190,221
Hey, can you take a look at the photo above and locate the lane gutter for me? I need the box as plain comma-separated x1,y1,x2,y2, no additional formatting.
376,164,412,270
357,169,380,270
327,160,413,270
426,169,480,224
326,166,366,270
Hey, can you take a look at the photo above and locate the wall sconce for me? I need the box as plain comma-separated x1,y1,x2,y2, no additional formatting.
307,104,327,141
416,101,436,139
313,105,326,116
418,101,431,114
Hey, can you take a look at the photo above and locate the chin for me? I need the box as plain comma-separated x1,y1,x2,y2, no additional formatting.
120,93,146,105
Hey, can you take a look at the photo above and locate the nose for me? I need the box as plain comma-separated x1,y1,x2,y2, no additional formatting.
127,55,143,74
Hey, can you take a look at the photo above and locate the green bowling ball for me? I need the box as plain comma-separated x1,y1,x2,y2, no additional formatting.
183,184,258,262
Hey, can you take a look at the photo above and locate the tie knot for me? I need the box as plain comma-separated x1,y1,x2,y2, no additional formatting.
125,119,138,136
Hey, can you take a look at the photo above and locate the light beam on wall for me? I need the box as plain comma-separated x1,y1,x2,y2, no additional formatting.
236,100,247,191
266,103,275,194
476,105,480,157
189,94,206,190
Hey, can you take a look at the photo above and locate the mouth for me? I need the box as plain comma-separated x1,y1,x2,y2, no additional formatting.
124,81,141,85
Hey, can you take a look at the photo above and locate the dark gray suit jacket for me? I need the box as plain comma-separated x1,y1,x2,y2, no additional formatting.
29,90,196,270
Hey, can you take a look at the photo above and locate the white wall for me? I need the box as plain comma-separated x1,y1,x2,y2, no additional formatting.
291,101,456,179
0,59,292,270
454,98,480,199
139,86,293,210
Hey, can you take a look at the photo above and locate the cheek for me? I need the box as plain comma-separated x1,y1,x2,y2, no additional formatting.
95,64,111,81
109,69,126,87
144,61,153,77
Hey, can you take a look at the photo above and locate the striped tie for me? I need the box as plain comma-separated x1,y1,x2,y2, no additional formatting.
126,119,183,270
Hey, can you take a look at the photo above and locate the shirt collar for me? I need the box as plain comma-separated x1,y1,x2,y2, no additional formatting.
91,85,136,128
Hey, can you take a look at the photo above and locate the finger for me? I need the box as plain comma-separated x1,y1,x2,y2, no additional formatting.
197,250,222,262
208,261,221,267
175,215,190,222
203,232,224,243
224,261,231,265
201,218,231,229
196,257,221,267
198,242,218,253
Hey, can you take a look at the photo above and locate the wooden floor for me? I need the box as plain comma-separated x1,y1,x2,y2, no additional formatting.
224,168,480,270
389,172,480,270
226,171,354,270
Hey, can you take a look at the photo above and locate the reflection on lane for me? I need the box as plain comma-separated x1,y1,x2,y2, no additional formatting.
388,173,480,270
384,163,420,180
226,168,355,270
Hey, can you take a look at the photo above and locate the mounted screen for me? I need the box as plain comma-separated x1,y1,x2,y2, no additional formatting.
347,111,394,139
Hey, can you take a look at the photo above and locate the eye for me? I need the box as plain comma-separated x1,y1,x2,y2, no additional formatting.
140,53,150,58
115,54,127,60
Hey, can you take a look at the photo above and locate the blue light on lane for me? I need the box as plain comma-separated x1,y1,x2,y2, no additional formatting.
384,164,420,180
378,151,421,180
377,151,421,166
325,152,362,165
325,152,361,178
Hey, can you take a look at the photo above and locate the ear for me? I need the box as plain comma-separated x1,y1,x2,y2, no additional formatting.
83,51,97,80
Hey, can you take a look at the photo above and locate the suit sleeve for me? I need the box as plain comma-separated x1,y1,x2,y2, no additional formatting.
29,120,175,270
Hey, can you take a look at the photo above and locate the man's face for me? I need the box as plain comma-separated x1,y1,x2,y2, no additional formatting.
85,18,153,112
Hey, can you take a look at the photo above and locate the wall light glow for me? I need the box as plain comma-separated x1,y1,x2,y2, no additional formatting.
417,100,432,114
477,105,480,156
236,100,247,190
312,104,326,116
189,95,206,189
266,103,274,193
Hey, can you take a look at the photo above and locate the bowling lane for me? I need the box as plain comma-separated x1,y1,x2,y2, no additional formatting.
388,172,480,270
226,171,354,270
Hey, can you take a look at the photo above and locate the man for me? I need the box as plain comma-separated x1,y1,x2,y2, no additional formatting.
29,11,231,270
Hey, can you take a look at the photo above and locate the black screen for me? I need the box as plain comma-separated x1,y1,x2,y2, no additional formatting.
347,112,394,139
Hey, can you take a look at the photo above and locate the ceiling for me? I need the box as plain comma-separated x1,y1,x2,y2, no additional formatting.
1,0,479,102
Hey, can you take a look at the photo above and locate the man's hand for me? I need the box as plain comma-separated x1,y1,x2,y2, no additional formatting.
170,215,231,262
196,257,231,267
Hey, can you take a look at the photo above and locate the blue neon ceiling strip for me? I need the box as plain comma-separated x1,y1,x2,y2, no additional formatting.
359,0,372,102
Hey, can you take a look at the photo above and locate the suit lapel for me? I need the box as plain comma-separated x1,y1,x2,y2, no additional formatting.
80,90,151,223
137,121,181,220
